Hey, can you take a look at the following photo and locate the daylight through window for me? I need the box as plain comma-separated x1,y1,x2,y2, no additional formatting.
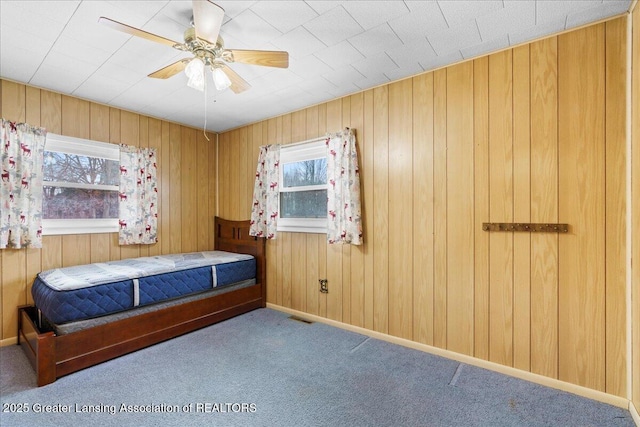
42,134,120,235
278,140,327,233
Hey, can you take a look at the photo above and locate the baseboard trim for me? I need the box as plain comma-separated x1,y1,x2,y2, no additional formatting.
1,337,17,347
267,303,630,410
630,401,640,426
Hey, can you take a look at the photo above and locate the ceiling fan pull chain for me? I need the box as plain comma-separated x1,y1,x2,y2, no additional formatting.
203,78,210,142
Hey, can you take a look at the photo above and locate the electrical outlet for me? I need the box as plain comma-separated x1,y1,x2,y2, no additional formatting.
319,279,328,293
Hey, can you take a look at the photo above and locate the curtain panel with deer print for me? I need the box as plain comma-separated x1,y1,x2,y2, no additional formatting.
326,128,362,245
118,144,158,245
0,119,46,249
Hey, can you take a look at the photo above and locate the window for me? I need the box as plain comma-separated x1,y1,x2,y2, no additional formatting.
278,140,327,233
42,133,120,235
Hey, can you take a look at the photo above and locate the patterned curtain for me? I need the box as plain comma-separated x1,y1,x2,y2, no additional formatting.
0,119,46,249
326,128,362,245
249,144,280,239
118,144,158,245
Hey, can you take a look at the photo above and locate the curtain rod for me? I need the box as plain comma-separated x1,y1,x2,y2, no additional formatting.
282,135,327,148
280,127,349,149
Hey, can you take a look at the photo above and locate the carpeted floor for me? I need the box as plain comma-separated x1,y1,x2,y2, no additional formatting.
0,308,634,427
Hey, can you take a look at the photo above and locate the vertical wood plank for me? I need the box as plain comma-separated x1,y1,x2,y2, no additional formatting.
290,110,307,312
604,16,628,398
513,44,531,371
488,49,514,367
181,127,197,253
305,108,320,315
208,131,216,250
1,80,26,122
217,133,229,220
62,235,90,267
349,92,365,328
305,234,319,315
61,96,90,138
196,131,210,251
169,124,182,254
372,87,388,333
41,90,61,134
25,247,40,306
90,235,111,263
433,68,447,349
1,250,25,340
362,90,375,331
446,62,475,356
632,3,640,410
473,56,490,361
317,104,328,318
413,73,434,346
341,97,352,325
90,103,110,143
558,24,606,391
530,36,559,379
266,237,278,304
229,129,240,219
25,86,41,126
238,127,249,219
388,79,413,340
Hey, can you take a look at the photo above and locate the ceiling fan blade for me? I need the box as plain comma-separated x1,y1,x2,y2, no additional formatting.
192,0,225,44
149,59,190,79
220,65,251,94
98,17,180,47
226,49,289,68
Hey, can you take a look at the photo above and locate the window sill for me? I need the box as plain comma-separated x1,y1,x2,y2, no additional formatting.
277,218,326,234
42,219,118,235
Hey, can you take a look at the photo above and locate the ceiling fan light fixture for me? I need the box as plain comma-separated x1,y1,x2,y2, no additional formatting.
212,67,232,91
185,58,205,91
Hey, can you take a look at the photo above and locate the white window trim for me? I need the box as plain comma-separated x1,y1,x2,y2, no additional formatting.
45,133,119,160
42,133,120,235
277,139,327,234
42,219,118,235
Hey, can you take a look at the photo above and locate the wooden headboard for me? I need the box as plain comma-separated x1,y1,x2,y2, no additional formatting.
214,217,266,305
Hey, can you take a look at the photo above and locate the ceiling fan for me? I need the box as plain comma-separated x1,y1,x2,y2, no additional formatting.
99,0,289,94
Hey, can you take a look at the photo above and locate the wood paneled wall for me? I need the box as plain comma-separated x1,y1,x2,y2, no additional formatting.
632,2,640,412
0,80,216,344
218,19,628,396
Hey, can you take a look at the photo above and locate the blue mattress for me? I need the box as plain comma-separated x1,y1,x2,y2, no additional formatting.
32,251,256,324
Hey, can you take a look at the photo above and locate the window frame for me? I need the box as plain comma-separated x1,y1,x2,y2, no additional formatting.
42,133,120,236
277,140,327,234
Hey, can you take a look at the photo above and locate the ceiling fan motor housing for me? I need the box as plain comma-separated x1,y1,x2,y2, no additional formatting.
182,27,226,66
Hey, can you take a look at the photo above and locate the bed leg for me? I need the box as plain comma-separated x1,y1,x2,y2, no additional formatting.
36,334,56,386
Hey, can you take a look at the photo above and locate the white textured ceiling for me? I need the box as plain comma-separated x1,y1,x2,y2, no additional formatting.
0,0,632,133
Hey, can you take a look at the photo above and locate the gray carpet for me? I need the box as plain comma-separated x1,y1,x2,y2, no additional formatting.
0,308,634,427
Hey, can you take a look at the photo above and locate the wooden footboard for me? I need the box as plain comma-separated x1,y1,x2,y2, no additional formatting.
18,306,56,386
18,217,266,386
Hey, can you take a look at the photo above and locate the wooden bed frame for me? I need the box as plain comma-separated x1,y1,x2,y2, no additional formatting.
17,217,265,386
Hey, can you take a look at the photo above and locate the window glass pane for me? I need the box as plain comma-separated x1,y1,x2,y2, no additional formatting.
43,186,119,219
44,152,120,186
282,158,327,188
280,190,327,218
